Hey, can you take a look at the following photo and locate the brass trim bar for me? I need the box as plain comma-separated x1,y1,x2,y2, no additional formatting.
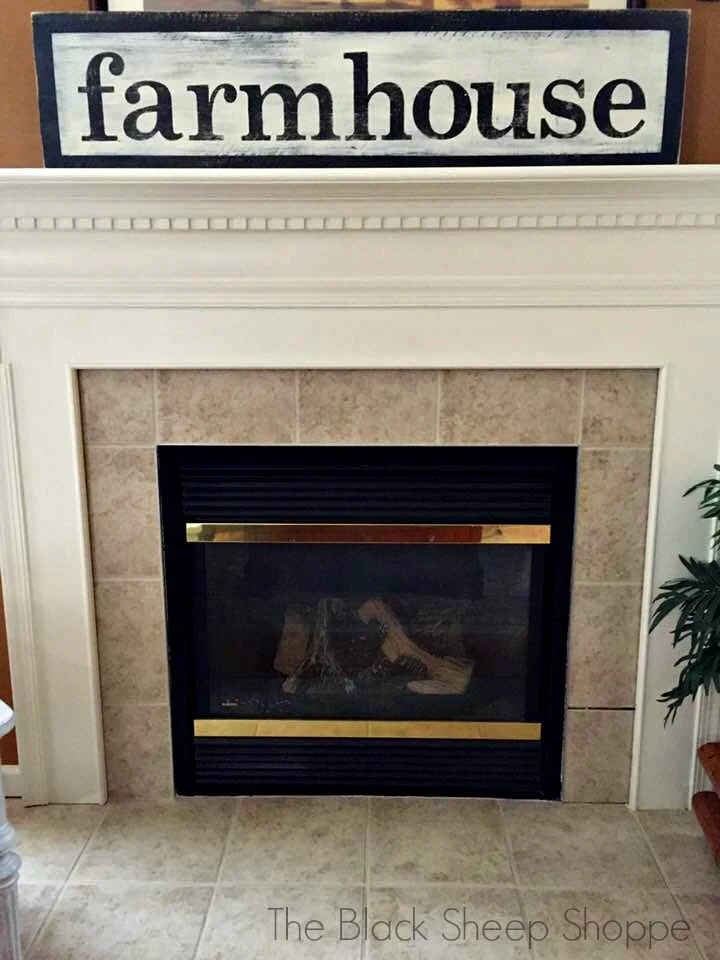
186,523,551,545
194,719,541,741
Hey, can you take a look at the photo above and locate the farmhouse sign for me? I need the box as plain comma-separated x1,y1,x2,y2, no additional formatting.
33,11,688,168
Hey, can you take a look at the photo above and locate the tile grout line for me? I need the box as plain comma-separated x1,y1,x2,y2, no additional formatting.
191,799,239,960
94,575,164,584
576,370,586,446
152,369,160,444
294,370,301,443
435,371,442,444
495,799,545,957
360,796,371,960
25,807,111,957
629,810,709,960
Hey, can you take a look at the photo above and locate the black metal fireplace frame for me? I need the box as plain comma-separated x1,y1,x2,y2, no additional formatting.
158,445,576,799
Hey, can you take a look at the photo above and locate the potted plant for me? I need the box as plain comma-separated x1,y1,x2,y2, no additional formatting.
651,466,720,854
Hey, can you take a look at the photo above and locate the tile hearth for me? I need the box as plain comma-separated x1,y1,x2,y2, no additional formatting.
8,797,719,959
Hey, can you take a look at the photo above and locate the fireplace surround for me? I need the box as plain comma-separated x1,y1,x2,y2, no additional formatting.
1,166,720,809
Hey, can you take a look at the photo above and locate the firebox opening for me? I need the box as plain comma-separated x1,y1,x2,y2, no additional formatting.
159,446,576,798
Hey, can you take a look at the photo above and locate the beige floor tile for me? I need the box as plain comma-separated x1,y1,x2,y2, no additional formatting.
678,894,720,960
368,798,513,886
18,884,59,952
366,885,528,959
647,834,720,895
221,796,365,885
637,810,704,838
9,803,106,885
196,885,363,960
72,798,233,883
521,888,700,959
28,885,211,960
501,801,665,891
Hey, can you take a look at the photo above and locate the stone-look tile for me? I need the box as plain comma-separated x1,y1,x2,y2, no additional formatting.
95,580,167,706
567,585,641,708
29,885,211,960
9,804,106,885
521,888,699,959
439,370,581,444
501,801,664,891
637,810,704,838
647,835,720,895
678,895,720,960
221,797,365,885
196,885,363,960
367,886,527,959
563,709,633,803
368,798,513,885
298,370,437,443
574,448,651,582
582,369,658,447
73,798,233,883
18,885,59,951
156,369,295,443
85,446,160,577
102,702,171,799
79,370,155,444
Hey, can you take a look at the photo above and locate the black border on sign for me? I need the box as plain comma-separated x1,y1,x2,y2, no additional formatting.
32,10,689,168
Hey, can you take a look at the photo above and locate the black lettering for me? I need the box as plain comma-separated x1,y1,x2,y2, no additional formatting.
123,81,182,141
344,51,411,141
472,82,535,139
239,82,338,141
187,83,237,141
78,51,124,142
413,80,471,140
593,79,646,138
540,79,586,139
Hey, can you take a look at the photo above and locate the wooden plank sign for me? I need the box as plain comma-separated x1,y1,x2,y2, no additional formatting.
32,10,688,168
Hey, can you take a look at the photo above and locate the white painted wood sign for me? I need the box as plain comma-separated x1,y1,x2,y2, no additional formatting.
33,10,688,167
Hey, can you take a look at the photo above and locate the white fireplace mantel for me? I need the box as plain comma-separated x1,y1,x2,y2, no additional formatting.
1,165,719,808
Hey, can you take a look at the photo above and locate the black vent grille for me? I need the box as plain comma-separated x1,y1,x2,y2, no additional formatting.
166,447,569,524
193,738,545,797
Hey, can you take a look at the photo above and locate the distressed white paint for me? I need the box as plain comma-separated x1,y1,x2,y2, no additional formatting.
49,28,670,157
1,166,719,807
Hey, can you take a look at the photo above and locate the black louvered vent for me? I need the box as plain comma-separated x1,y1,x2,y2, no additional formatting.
172,447,560,523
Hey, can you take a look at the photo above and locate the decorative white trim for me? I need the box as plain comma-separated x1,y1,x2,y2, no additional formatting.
0,368,48,806
1,212,719,234
0,372,47,803
629,366,667,811
3,275,720,310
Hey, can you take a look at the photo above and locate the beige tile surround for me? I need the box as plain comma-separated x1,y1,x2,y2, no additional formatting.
78,368,657,802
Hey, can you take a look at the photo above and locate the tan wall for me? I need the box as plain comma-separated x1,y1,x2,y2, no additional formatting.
78,368,657,803
1,0,89,168
648,0,720,164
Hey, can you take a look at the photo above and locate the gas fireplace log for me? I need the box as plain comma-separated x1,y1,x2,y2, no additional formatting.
282,598,355,694
274,604,312,676
357,598,473,694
